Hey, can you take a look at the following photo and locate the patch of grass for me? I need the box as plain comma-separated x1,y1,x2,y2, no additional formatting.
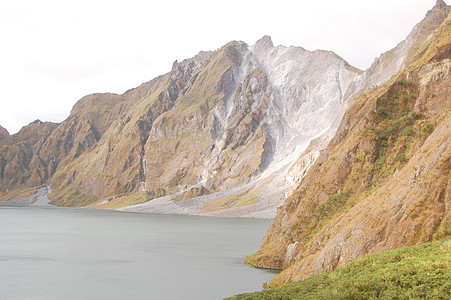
421,122,435,134
288,190,352,242
358,79,438,176
396,153,409,163
96,188,168,209
201,186,260,213
235,189,259,207
201,191,249,213
229,239,451,299
48,188,98,207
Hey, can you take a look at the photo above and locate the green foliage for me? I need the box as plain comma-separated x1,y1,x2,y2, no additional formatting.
318,191,350,214
433,221,451,240
396,153,409,163
353,152,365,163
364,79,429,174
401,126,414,137
289,191,351,242
421,122,435,134
228,239,451,299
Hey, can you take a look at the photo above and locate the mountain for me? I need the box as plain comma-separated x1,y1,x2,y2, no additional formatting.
0,120,57,199
247,1,450,287
1,35,363,212
0,2,449,223
0,125,9,139
1,2,450,295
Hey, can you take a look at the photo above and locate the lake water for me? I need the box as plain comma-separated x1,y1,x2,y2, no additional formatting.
0,207,277,299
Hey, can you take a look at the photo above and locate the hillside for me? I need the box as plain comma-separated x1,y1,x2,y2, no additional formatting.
247,5,451,287
231,239,451,299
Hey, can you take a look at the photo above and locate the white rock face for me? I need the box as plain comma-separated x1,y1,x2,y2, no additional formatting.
248,36,359,173
196,36,363,186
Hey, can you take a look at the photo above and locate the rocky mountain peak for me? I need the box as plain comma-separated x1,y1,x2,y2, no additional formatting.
171,59,178,70
427,0,450,20
219,40,249,63
31,119,43,125
253,35,274,52
0,125,9,137
0,125,9,143
423,0,451,23
435,0,448,9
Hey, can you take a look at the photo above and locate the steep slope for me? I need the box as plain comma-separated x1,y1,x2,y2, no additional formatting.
0,126,9,142
0,120,58,199
247,11,451,287
359,0,451,89
48,74,182,206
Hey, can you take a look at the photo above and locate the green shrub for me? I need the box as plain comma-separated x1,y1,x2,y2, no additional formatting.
422,122,435,134
401,126,414,137
228,239,451,299
396,153,409,163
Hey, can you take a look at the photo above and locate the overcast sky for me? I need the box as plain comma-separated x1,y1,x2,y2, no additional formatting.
0,0,439,134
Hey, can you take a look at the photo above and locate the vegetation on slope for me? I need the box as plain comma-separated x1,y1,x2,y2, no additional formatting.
201,187,259,213
93,188,169,209
0,121,58,194
230,239,451,299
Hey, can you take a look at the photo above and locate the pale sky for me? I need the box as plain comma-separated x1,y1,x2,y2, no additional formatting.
0,0,439,134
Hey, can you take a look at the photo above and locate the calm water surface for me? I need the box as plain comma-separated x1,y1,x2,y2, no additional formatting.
0,206,278,299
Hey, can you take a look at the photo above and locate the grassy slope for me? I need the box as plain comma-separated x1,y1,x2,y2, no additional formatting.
229,239,451,299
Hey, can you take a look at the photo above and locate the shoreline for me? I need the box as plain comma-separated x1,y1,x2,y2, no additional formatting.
0,186,279,219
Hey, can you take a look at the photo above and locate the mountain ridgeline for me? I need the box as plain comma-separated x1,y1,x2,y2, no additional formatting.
0,0,450,288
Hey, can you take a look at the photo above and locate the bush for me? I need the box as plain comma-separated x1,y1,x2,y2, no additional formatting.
396,153,409,163
422,122,435,134
228,239,451,299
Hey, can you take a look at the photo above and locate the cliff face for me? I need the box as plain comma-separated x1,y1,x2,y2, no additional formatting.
0,126,9,141
0,120,58,196
248,10,451,286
